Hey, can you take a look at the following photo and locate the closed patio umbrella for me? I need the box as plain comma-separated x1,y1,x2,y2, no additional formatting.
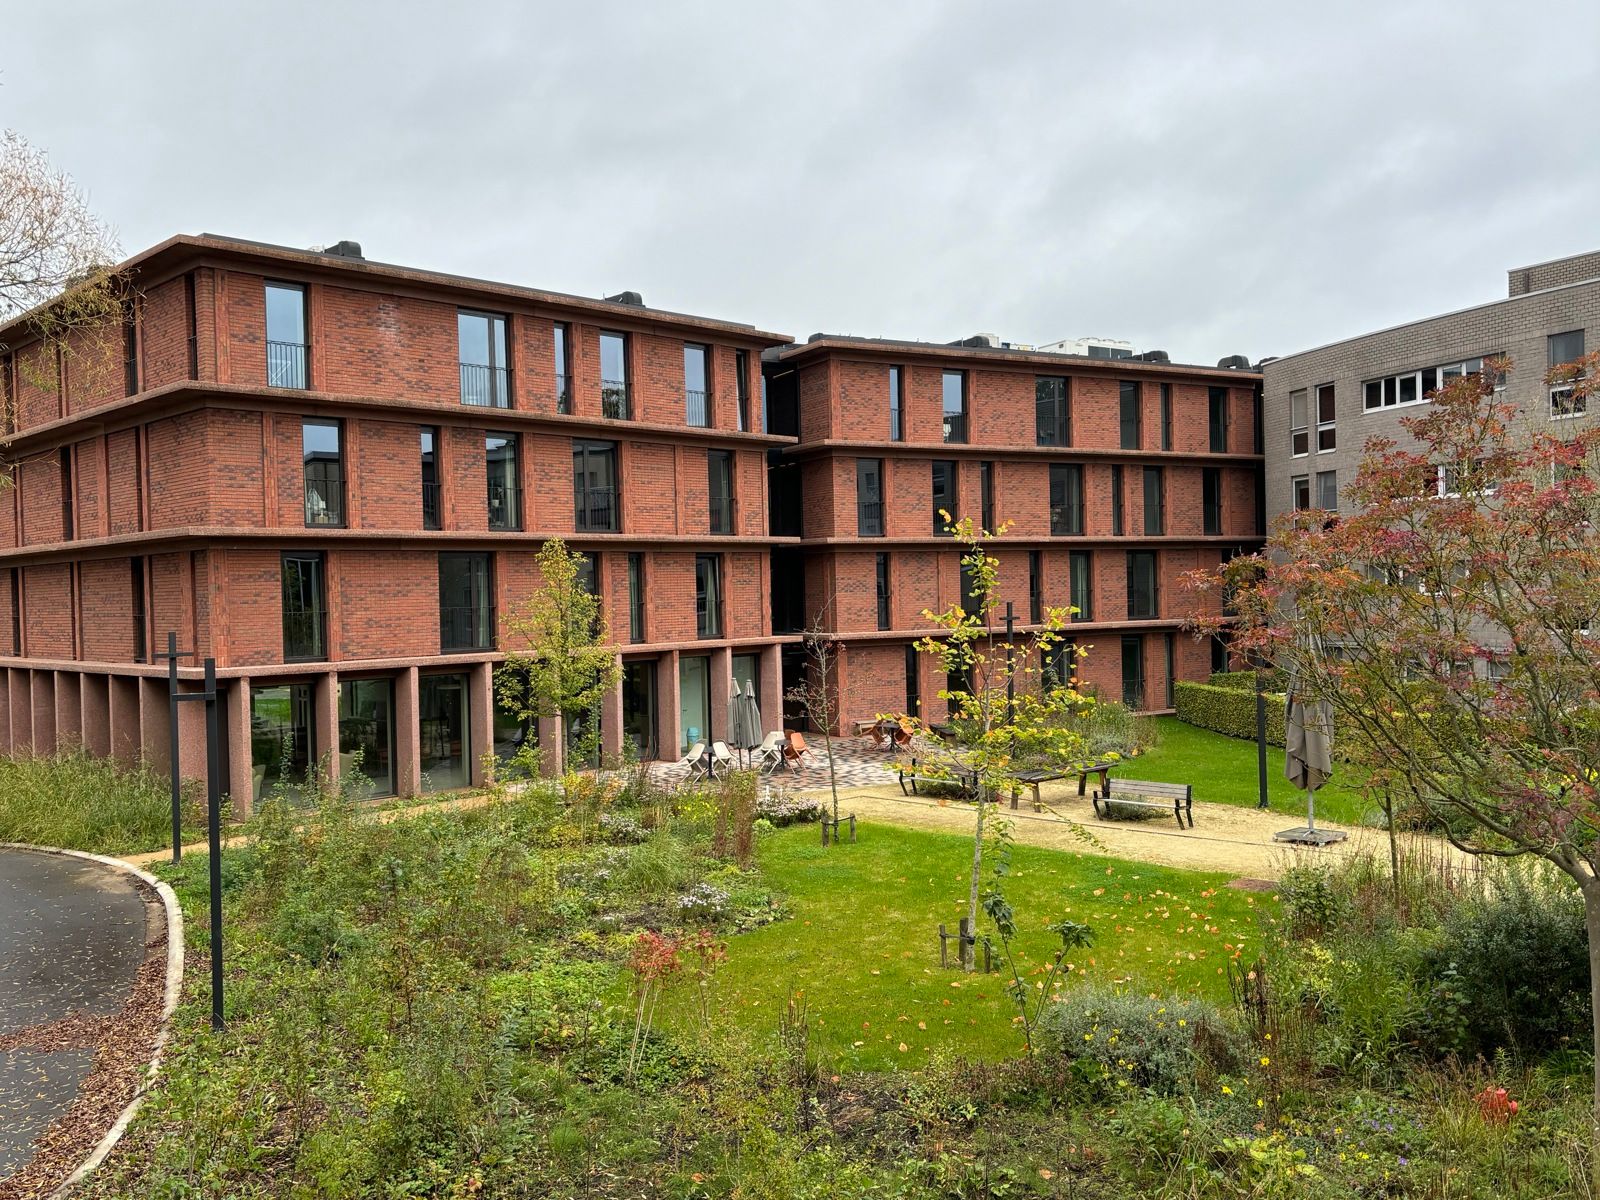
740,683,764,758
1276,653,1345,846
728,681,750,766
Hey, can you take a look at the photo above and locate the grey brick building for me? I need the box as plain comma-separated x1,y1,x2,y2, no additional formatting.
1263,250,1599,522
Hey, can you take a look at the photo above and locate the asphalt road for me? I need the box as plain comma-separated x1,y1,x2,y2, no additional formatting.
0,848,149,1179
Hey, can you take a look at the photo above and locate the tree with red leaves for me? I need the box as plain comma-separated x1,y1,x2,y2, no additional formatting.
1192,350,1600,1147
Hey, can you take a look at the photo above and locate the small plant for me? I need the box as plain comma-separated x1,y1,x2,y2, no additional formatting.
1037,986,1236,1096
1277,861,1353,939
625,930,682,1083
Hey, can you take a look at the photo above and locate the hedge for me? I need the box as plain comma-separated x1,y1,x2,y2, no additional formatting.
1175,681,1287,746
1208,668,1288,692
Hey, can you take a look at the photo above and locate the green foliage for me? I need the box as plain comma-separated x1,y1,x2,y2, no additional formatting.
1056,697,1154,760
0,751,204,853
1277,862,1353,938
1175,680,1287,746
1036,985,1238,1096
1209,668,1288,692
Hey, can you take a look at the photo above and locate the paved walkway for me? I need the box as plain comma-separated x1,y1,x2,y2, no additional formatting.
0,848,150,1181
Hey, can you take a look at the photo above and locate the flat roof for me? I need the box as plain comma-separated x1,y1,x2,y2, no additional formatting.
776,334,1259,380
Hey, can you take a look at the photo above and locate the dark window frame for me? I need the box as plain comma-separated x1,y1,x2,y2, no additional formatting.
1160,383,1173,451
856,457,885,537
1126,550,1158,620
485,432,522,531
59,446,74,539
264,280,308,390
553,322,572,414
1069,550,1092,622
420,426,441,530
1028,549,1042,624
302,418,344,529
1111,464,1124,536
281,551,328,662
573,439,621,532
1202,467,1222,536
695,553,723,638
735,349,750,432
457,308,511,408
1142,466,1164,536
627,552,646,643
1119,381,1142,449
600,330,631,419
708,448,734,534
941,370,968,444
1049,463,1084,536
980,460,996,533
889,365,905,441
931,459,957,536
1035,376,1070,446
1208,386,1229,453
130,556,147,663
875,551,892,630
684,342,711,428
438,550,495,652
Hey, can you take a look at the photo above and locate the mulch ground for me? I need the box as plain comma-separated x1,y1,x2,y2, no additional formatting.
0,877,168,1200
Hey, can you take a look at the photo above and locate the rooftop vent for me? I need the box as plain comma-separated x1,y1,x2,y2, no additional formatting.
807,332,829,343
1256,356,1280,368
1135,350,1170,363
604,290,645,307
950,333,1002,349
320,240,364,259
1217,354,1252,370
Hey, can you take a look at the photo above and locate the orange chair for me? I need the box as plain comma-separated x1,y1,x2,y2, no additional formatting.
783,729,816,770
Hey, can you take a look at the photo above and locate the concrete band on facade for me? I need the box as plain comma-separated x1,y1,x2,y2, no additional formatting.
0,234,1263,814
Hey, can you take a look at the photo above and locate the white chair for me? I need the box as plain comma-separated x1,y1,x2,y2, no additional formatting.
675,741,707,782
754,731,785,774
709,741,737,777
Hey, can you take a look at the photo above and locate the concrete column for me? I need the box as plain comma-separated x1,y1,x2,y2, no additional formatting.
759,642,783,741
52,672,82,751
394,667,421,798
138,676,171,773
468,661,493,786
709,646,732,746
228,679,255,817
80,675,110,757
108,675,140,763
30,671,56,756
602,652,624,761
313,671,339,786
659,649,682,760
9,669,31,755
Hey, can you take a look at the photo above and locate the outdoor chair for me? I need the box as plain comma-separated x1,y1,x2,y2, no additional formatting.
709,741,737,777
754,731,785,773
782,730,816,770
676,741,708,782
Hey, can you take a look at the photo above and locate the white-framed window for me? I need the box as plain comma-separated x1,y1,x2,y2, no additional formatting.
1551,385,1586,419
1363,355,1500,412
1315,469,1337,511
1289,389,1309,456
1315,383,1336,452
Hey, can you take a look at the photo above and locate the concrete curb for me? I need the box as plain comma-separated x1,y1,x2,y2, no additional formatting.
0,843,184,1198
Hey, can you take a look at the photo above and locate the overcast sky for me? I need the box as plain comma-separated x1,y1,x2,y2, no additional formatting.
5,1,1598,365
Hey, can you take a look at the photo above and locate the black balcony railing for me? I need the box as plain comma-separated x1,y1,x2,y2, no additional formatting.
575,485,620,532
487,482,522,531
460,362,511,408
421,481,442,530
440,604,496,652
858,499,884,537
943,413,967,443
1050,506,1082,537
601,380,629,420
709,493,735,535
267,340,307,389
283,609,327,662
686,388,709,427
555,373,572,414
303,470,344,527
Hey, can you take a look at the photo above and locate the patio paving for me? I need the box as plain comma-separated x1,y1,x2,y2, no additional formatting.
647,736,903,790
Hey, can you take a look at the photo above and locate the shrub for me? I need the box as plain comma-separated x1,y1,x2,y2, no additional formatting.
1096,797,1168,822
0,751,205,853
1175,681,1287,745
755,791,827,826
1056,699,1154,760
1035,986,1237,1096
1277,861,1353,938
1209,668,1287,692
1413,865,1589,1058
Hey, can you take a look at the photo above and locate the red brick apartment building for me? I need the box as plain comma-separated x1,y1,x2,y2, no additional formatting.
0,235,793,808
761,337,1264,726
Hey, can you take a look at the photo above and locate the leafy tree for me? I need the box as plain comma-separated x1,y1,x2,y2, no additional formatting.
904,516,1093,967
1196,354,1600,1148
498,538,620,774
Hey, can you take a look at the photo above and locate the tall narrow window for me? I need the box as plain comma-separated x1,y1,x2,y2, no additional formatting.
130,557,147,663
1036,376,1069,446
282,552,327,661
1208,386,1229,453
553,322,572,414
59,446,74,539
122,302,139,397
1069,550,1093,621
7,568,18,655
1164,633,1176,708
265,282,307,389
904,643,921,716
1127,550,1158,620
960,557,981,617
439,551,494,651
735,349,750,432
1111,464,1124,536
627,552,645,643
856,458,885,536
875,552,891,630
576,551,600,599
1315,383,1335,451
573,440,620,532
708,449,734,534
1161,383,1173,450
1049,463,1083,535
600,331,630,419
889,366,905,441
1289,389,1309,456
931,460,957,535
980,460,996,532
1028,550,1042,624
485,433,520,531
1253,387,1264,455
420,427,441,530
1315,469,1338,512
1119,381,1141,449
1202,467,1222,535
695,554,722,638
458,310,510,407
942,370,967,443
1292,475,1310,510
1122,635,1146,709
684,343,710,427
1046,638,1075,688
302,420,343,527
1143,466,1164,535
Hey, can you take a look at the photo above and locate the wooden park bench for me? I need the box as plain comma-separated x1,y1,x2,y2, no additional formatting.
1092,778,1194,828
1008,768,1067,811
898,758,978,800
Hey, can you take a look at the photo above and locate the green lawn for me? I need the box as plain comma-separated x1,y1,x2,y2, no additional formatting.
679,821,1273,1071
1125,716,1374,826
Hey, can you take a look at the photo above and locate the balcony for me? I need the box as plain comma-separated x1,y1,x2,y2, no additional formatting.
460,362,511,408
283,610,327,662
858,499,884,537
421,481,442,530
601,379,629,420
1050,506,1082,537
440,605,496,652
686,388,709,428
942,413,967,444
575,485,620,533
303,470,344,527
487,482,522,531
267,340,307,389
